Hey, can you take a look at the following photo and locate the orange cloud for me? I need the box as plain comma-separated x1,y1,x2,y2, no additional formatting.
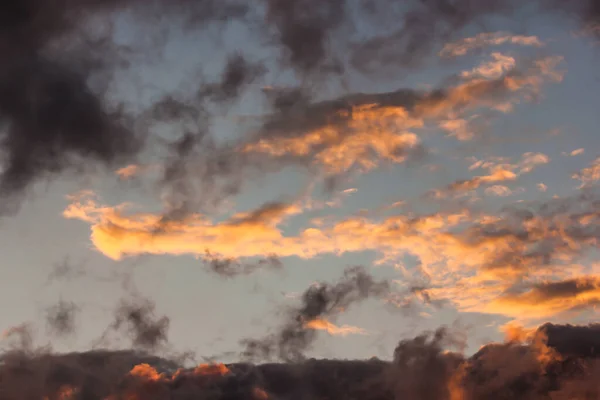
439,32,544,58
482,277,600,319
243,104,424,174
129,363,164,381
304,318,368,336
439,117,475,141
460,52,516,80
501,322,538,343
194,363,231,376
562,148,585,156
572,157,600,187
434,152,549,198
115,164,144,180
64,192,477,264
65,185,599,323
484,185,514,197
242,55,562,175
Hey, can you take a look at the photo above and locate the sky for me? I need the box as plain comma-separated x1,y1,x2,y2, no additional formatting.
1,1,600,399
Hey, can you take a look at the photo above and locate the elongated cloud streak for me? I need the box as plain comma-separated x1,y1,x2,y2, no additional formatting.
65,179,600,322
305,318,368,336
439,32,544,58
5,322,600,399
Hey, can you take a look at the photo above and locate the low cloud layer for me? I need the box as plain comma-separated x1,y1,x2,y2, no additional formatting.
3,322,600,399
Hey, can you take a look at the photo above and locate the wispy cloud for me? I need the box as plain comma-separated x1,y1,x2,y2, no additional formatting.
439,32,544,58
241,54,563,177
572,157,600,188
305,318,369,336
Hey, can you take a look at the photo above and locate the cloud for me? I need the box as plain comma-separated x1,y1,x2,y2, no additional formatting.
115,164,145,180
0,0,254,213
242,103,425,175
484,185,514,197
433,152,549,198
7,266,600,400
0,0,598,218
482,276,600,319
349,1,515,75
64,181,600,323
62,191,470,262
572,156,600,188
106,298,171,352
45,300,79,337
241,266,390,362
563,148,585,156
263,0,346,73
459,52,517,80
242,54,562,177
439,32,544,58
200,53,266,103
304,318,369,336
114,164,161,180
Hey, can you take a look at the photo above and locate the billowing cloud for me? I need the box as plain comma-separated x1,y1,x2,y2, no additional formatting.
5,322,600,399
0,0,254,212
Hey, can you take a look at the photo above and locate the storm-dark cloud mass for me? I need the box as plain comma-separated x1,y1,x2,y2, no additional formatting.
0,0,248,211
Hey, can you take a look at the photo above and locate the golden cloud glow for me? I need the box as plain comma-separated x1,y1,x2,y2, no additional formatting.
433,152,549,198
481,277,600,319
243,104,424,174
304,318,368,336
242,54,562,175
115,164,144,180
64,184,600,324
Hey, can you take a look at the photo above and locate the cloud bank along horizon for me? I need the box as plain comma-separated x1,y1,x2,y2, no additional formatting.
1,0,600,399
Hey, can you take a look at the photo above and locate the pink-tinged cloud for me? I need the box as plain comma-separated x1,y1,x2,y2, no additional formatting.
439,32,544,58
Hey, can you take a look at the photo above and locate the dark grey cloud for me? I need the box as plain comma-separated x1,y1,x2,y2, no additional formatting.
241,266,390,362
203,252,283,278
0,0,251,213
45,300,79,337
3,323,600,399
109,298,170,351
